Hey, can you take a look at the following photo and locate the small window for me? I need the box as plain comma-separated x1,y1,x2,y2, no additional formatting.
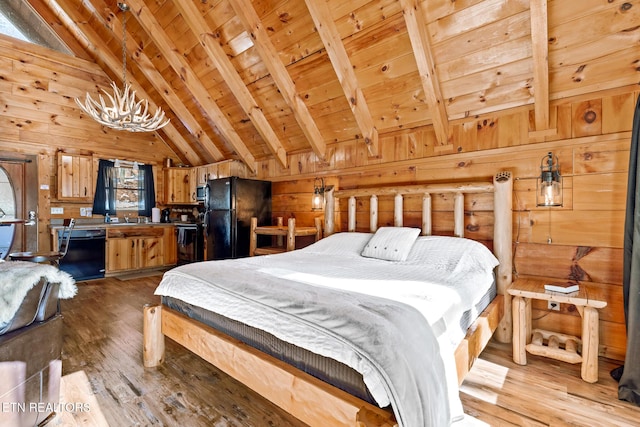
112,166,144,212
93,160,156,218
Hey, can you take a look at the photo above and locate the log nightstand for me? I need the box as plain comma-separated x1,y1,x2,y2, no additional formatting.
507,277,607,383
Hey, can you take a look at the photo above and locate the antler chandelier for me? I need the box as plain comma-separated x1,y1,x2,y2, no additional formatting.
75,3,169,132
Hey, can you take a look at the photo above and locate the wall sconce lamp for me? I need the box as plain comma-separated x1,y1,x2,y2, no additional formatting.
536,151,563,207
311,177,333,211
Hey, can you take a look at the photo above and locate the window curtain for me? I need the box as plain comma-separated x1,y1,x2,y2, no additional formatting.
612,93,640,406
92,159,116,216
138,164,155,217
92,160,156,217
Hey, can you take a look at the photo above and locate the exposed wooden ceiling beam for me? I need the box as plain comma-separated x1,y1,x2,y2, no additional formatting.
304,0,379,157
126,0,257,173
41,0,202,166
529,0,552,134
98,3,224,164
400,0,451,147
175,1,287,169
228,0,327,162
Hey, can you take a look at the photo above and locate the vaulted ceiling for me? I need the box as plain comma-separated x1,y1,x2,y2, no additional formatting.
22,0,640,172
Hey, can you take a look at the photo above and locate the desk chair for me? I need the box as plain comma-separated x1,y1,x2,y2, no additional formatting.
9,218,75,267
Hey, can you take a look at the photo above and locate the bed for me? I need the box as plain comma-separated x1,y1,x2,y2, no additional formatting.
144,172,513,426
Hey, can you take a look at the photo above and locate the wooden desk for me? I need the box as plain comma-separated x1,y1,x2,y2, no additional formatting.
507,277,607,383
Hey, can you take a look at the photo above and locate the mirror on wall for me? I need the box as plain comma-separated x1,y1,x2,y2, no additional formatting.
0,166,16,258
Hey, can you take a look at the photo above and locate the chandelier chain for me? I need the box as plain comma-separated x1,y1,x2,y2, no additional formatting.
74,2,169,132
121,3,127,86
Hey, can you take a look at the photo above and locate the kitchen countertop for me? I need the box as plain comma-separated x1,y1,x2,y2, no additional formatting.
50,222,178,231
0,218,27,224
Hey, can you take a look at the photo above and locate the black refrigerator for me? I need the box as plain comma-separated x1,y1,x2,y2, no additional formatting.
204,176,272,260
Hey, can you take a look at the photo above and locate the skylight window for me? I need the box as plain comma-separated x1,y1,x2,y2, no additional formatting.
0,11,29,42
0,1,72,55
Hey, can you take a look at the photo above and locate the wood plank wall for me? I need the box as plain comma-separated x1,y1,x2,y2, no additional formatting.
263,88,639,362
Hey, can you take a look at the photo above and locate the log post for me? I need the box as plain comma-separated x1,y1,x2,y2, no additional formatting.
422,193,431,236
511,295,527,365
314,217,323,242
249,217,258,256
581,306,600,383
143,304,165,367
370,195,378,232
324,187,335,236
493,171,513,343
394,194,403,226
348,196,356,231
453,192,464,237
276,216,284,247
287,217,296,251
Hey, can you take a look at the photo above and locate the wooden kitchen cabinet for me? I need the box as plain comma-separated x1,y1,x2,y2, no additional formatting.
193,160,251,187
138,236,164,269
163,226,177,265
195,164,218,186
217,159,249,179
165,167,197,204
106,237,137,272
106,226,176,274
57,153,94,201
195,160,253,186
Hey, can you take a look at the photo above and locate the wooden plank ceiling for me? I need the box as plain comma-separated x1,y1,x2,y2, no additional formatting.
26,0,640,169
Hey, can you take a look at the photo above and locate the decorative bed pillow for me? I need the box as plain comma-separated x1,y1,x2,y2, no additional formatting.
403,235,499,272
299,232,373,256
361,227,421,262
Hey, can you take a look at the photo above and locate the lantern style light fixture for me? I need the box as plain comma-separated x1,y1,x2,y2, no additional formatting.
536,151,563,207
311,177,326,211
311,177,333,211
75,3,169,132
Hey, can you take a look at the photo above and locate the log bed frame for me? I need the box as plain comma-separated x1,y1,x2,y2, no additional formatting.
143,171,513,427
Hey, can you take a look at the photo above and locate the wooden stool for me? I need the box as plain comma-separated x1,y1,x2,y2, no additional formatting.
249,217,322,256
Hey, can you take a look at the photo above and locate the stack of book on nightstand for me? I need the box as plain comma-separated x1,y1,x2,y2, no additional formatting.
544,281,580,293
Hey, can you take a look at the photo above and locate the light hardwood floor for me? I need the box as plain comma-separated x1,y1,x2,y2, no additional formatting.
53,275,639,426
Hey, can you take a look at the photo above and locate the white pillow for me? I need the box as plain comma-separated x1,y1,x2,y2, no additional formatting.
403,235,499,272
299,232,373,256
361,227,420,262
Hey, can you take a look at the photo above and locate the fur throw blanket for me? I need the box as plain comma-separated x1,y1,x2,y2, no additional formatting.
0,260,77,326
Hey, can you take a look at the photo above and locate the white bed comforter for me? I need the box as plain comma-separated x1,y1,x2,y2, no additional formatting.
155,232,498,427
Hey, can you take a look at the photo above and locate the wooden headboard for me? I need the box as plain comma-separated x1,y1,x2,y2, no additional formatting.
323,171,513,343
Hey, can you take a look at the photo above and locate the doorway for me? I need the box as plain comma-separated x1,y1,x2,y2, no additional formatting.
0,153,38,255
